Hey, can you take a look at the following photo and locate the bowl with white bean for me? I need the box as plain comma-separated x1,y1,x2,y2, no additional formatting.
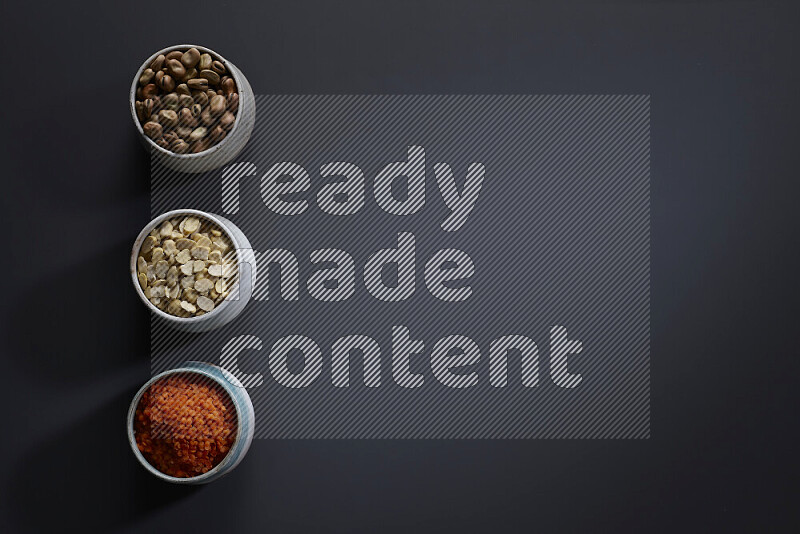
130,209,257,332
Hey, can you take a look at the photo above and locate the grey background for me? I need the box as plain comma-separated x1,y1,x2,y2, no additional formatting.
0,0,797,532
151,95,650,438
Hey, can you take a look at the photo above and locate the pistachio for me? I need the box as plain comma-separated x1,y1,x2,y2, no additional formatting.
181,47,201,68
210,94,226,116
211,60,226,75
199,69,220,85
139,68,155,85
187,78,208,91
149,54,165,71
166,59,186,79
142,121,163,140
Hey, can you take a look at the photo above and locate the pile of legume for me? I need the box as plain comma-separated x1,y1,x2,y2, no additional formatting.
137,215,237,317
134,373,237,478
134,47,240,153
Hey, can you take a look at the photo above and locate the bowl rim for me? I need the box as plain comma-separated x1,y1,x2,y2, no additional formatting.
126,363,246,484
129,43,245,159
130,208,243,324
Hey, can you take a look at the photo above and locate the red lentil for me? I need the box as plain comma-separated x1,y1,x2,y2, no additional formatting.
134,373,237,478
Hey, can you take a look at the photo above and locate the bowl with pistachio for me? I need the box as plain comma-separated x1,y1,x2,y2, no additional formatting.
130,45,255,173
131,209,257,332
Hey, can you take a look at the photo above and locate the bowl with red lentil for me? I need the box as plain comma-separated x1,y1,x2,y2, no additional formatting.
127,361,255,484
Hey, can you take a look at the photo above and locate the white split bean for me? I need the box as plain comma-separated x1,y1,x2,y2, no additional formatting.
137,215,236,317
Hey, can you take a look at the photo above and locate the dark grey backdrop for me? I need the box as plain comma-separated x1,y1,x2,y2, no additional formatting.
0,1,797,532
